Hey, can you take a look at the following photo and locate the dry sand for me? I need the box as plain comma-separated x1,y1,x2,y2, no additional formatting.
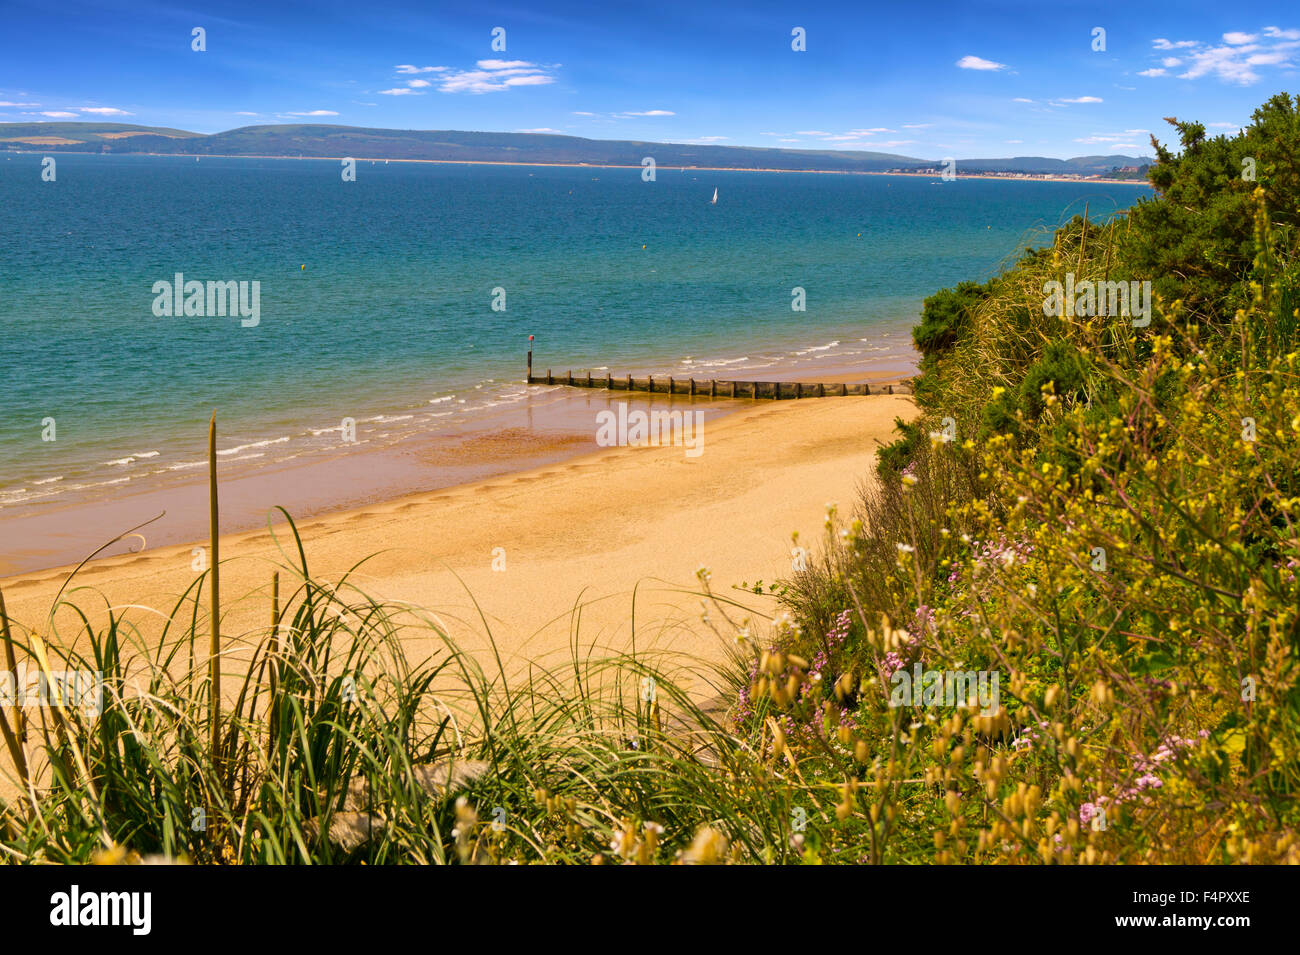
1,394,917,679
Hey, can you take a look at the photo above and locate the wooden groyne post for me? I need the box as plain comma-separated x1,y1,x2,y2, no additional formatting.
523,343,908,398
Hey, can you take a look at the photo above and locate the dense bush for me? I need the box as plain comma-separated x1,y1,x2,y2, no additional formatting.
773,94,1300,864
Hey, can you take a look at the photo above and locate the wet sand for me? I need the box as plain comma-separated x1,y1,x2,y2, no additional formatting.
1,392,919,677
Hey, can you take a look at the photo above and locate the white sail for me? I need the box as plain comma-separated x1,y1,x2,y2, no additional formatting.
711,187,718,204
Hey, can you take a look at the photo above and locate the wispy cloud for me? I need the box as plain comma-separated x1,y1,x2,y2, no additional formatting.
382,60,557,94
392,59,558,94
80,106,134,115
0,100,41,107
956,55,1007,71
40,111,77,118
285,110,339,116
1057,96,1103,104
1142,26,1300,85
621,109,674,116
1074,131,1151,150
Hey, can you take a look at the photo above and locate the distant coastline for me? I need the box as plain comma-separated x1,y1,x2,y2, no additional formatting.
3,147,1155,185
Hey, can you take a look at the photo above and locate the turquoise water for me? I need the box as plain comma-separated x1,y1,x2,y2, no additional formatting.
0,153,1150,507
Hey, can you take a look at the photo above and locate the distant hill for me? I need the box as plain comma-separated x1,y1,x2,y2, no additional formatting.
951,154,1153,174
0,122,201,147
0,122,1154,176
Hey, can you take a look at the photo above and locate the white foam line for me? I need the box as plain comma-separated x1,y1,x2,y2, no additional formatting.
217,436,290,456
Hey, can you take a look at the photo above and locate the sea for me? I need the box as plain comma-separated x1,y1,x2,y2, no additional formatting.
0,152,1150,569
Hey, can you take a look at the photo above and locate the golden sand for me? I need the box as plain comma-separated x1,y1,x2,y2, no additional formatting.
1,394,917,675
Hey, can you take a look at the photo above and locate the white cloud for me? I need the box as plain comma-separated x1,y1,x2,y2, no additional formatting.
1074,131,1152,148
1179,45,1267,84
0,101,40,107
623,109,674,116
235,111,259,116
795,130,829,136
40,111,77,118
1005,139,1023,144
956,55,1007,71
572,111,596,116
389,60,557,94
1059,96,1103,103
80,107,133,115
1143,27,1300,85
517,127,563,134
438,60,557,93
504,74,553,87
287,110,339,116
902,123,933,129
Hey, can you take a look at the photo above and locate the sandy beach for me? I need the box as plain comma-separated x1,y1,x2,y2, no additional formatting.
1,393,917,679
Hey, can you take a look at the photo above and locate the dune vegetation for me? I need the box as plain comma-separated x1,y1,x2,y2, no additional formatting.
2,94,1298,865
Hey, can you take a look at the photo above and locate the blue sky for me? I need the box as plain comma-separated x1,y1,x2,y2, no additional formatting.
2,0,1298,159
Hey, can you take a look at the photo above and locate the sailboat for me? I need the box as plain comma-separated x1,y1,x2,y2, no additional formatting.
710,187,717,205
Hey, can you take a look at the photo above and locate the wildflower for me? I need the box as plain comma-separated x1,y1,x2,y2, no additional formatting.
681,826,729,865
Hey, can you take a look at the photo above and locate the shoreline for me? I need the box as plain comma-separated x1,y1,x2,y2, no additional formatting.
1,352,916,577
1,392,919,675
4,148,1153,185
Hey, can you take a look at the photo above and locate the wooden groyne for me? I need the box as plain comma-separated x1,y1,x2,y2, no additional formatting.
524,345,911,399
